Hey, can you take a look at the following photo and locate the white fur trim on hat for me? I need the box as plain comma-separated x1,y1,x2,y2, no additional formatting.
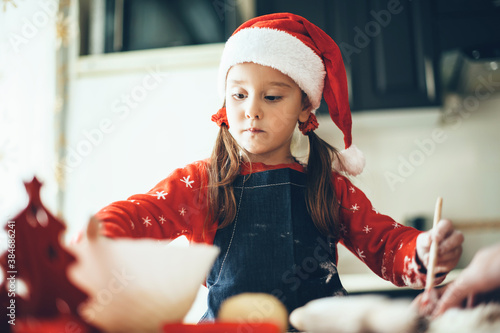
333,144,365,176
218,27,326,111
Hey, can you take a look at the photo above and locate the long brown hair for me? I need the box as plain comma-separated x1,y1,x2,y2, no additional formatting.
206,96,343,240
305,131,342,238
206,124,246,232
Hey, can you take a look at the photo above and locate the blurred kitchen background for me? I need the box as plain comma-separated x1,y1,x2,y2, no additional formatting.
1,0,500,313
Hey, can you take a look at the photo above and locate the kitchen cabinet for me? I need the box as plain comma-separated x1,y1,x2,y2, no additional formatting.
339,0,439,111
257,0,500,111
81,0,249,55
257,0,440,111
435,0,500,51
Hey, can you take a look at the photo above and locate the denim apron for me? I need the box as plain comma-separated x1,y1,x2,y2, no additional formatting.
202,167,347,321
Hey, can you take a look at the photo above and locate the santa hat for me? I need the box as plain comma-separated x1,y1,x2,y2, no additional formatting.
217,13,365,176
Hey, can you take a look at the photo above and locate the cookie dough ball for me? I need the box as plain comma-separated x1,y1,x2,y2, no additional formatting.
218,293,288,332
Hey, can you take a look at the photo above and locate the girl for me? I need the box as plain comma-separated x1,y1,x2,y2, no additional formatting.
96,13,463,321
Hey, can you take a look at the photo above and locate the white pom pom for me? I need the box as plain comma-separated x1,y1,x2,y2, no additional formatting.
333,144,365,176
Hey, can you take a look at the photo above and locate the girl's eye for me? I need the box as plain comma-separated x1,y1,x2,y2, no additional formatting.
232,93,246,100
265,96,282,101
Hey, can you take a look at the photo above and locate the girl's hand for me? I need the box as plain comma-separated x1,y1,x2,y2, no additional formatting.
69,216,102,244
416,219,464,275
69,230,85,244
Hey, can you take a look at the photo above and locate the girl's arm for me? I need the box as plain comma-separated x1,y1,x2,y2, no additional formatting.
334,174,443,289
95,160,213,244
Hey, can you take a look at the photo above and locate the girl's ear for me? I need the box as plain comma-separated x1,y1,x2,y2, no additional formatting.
298,107,312,123
299,95,314,123
299,91,313,122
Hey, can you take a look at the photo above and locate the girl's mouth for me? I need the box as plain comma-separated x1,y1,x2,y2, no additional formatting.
246,127,263,133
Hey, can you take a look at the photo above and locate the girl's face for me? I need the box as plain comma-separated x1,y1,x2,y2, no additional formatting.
225,63,311,165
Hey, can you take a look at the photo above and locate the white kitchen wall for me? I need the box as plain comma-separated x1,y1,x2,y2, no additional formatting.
0,1,59,240
64,45,222,239
321,97,500,274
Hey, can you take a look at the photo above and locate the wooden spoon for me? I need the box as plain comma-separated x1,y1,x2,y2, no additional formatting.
419,197,443,316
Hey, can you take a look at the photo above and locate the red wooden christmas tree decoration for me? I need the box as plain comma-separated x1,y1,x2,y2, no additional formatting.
0,177,98,332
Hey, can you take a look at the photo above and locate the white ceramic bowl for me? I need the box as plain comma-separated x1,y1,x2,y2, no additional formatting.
68,235,219,333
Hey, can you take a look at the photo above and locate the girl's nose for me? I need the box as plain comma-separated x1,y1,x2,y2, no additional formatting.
245,98,263,120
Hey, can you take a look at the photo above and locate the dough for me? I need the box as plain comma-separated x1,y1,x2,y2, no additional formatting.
218,293,288,332
289,295,419,333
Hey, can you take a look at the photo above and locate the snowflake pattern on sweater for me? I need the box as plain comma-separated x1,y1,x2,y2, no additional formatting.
96,160,433,289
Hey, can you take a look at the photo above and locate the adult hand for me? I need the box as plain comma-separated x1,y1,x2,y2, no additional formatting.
416,219,464,276
432,243,500,316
